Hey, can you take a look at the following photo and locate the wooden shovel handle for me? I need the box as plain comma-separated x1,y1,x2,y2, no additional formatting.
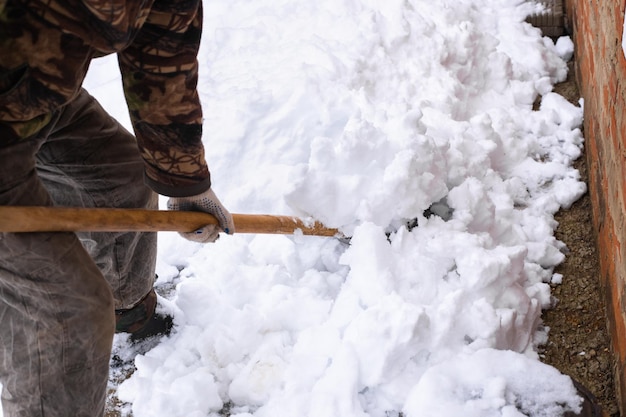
0,206,340,237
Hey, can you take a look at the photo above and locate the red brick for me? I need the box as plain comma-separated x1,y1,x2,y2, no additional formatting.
565,0,626,413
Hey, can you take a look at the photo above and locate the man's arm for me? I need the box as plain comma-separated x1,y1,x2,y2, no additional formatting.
117,0,210,198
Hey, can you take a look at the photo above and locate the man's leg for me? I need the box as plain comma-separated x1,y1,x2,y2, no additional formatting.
0,134,115,416
36,89,159,312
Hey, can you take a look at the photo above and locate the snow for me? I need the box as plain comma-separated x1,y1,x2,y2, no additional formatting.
623,9,626,60
0,0,587,416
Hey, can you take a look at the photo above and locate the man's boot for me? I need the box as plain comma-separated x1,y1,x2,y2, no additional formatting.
115,289,173,342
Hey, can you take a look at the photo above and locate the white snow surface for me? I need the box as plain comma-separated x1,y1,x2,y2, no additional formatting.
623,9,626,59
1,1,587,416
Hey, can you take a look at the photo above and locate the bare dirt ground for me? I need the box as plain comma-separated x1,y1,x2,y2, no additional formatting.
539,61,620,417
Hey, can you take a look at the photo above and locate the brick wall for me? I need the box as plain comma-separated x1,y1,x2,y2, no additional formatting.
564,0,626,413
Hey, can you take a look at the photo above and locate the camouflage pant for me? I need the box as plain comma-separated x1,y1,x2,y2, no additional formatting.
0,90,157,416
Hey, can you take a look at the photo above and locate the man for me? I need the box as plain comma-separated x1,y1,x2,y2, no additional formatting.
0,1,234,416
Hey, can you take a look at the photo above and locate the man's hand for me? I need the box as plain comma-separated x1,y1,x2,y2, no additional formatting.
167,188,235,243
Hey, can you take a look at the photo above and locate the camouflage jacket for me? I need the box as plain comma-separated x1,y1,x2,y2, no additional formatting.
0,0,210,197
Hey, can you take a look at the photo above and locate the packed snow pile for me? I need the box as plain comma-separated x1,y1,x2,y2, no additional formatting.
1,1,589,417
98,0,586,416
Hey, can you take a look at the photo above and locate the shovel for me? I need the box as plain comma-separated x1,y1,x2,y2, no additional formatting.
0,206,341,237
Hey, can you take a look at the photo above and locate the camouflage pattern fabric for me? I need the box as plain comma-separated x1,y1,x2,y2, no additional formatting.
0,0,210,197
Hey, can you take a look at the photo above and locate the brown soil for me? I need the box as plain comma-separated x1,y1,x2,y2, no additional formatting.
539,61,620,417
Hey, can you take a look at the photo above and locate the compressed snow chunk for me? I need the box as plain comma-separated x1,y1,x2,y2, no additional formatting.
343,294,428,386
623,10,626,59
540,92,583,130
551,273,563,284
402,349,582,417
118,366,223,417
555,36,574,61
229,355,286,406
309,344,366,417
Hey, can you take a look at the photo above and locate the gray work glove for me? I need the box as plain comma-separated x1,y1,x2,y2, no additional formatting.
167,188,235,243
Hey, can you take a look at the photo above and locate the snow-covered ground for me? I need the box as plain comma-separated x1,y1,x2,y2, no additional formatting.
1,1,588,416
